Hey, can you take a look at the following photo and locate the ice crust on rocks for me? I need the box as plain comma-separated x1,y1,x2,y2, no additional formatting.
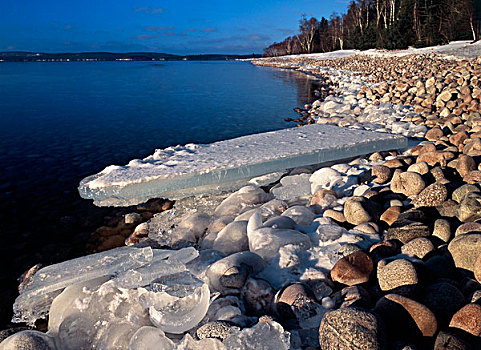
78,124,406,206
6,170,389,349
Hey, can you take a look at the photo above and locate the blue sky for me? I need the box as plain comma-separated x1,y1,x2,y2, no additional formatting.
0,0,348,54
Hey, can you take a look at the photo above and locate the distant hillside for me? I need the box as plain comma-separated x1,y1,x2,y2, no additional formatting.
0,51,261,62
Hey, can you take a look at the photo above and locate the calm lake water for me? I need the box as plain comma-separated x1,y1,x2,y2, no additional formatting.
0,60,321,325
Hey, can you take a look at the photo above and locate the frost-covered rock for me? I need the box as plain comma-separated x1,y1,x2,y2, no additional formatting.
247,212,312,262
222,321,291,350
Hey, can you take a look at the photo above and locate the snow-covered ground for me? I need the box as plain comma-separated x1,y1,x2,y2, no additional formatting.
271,40,481,60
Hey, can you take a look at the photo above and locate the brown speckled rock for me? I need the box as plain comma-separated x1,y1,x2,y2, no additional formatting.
448,233,481,271
377,259,419,292
457,193,481,222
323,209,346,223
331,251,374,286
474,254,481,284
407,161,430,175
463,170,481,184
456,155,476,178
353,222,379,235
372,165,393,184
375,293,437,338
380,206,401,226
423,282,466,326
391,171,426,197
401,237,435,259
434,331,472,350
386,221,430,244
433,219,452,242
452,184,480,204
417,151,455,167
319,308,385,350
449,303,481,337
412,182,448,208
455,222,481,236
343,196,379,226
450,131,469,147
426,127,444,141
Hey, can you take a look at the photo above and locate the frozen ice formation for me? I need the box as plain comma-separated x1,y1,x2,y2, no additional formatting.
7,153,407,348
140,271,211,334
13,246,154,325
78,124,406,206
12,246,199,325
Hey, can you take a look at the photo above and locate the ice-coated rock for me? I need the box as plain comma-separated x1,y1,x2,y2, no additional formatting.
207,251,265,292
13,246,153,325
51,280,152,349
222,321,290,350
139,271,210,334
247,212,312,261
281,205,315,226
213,221,249,255
79,124,406,206
214,186,273,217
309,167,342,193
262,216,297,230
48,276,110,335
128,326,175,350
186,249,225,278
271,173,311,201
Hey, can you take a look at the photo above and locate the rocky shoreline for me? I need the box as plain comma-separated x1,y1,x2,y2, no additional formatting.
2,52,481,349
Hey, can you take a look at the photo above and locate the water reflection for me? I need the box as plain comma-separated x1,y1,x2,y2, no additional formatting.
268,68,321,107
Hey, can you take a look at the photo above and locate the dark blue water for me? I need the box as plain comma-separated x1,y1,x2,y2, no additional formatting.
0,60,320,325
0,61,319,199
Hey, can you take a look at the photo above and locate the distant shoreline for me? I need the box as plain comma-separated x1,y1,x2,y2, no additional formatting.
0,51,261,63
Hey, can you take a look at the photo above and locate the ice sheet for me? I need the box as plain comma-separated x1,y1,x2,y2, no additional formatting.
13,246,153,324
79,124,406,206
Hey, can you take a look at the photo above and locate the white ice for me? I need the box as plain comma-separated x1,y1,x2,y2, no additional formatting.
79,124,406,206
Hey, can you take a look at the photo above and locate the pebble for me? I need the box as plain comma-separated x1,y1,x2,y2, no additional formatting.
401,237,435,259
331,285,371,308
377,259,419,293
0,330,55,350
412,182,448,208
319,307,385,349
374,293,438,338
330,251,373,286
380,206,401,226
196,321,240,340
455,222,481,236
434,331,472,350
432,219,452,243
452,184,480,203
343,196,379,225
449,303,481,337
447,233,481,271
391,171,426,197
386,221,430,244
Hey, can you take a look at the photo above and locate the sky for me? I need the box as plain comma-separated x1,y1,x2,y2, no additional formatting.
0,0,349,55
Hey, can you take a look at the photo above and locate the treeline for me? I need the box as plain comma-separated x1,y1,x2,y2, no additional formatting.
264,0,481,57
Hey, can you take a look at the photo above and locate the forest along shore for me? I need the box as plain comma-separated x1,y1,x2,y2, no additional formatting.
3,50,481,349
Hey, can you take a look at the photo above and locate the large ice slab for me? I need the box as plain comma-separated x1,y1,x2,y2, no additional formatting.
79,124,406,206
